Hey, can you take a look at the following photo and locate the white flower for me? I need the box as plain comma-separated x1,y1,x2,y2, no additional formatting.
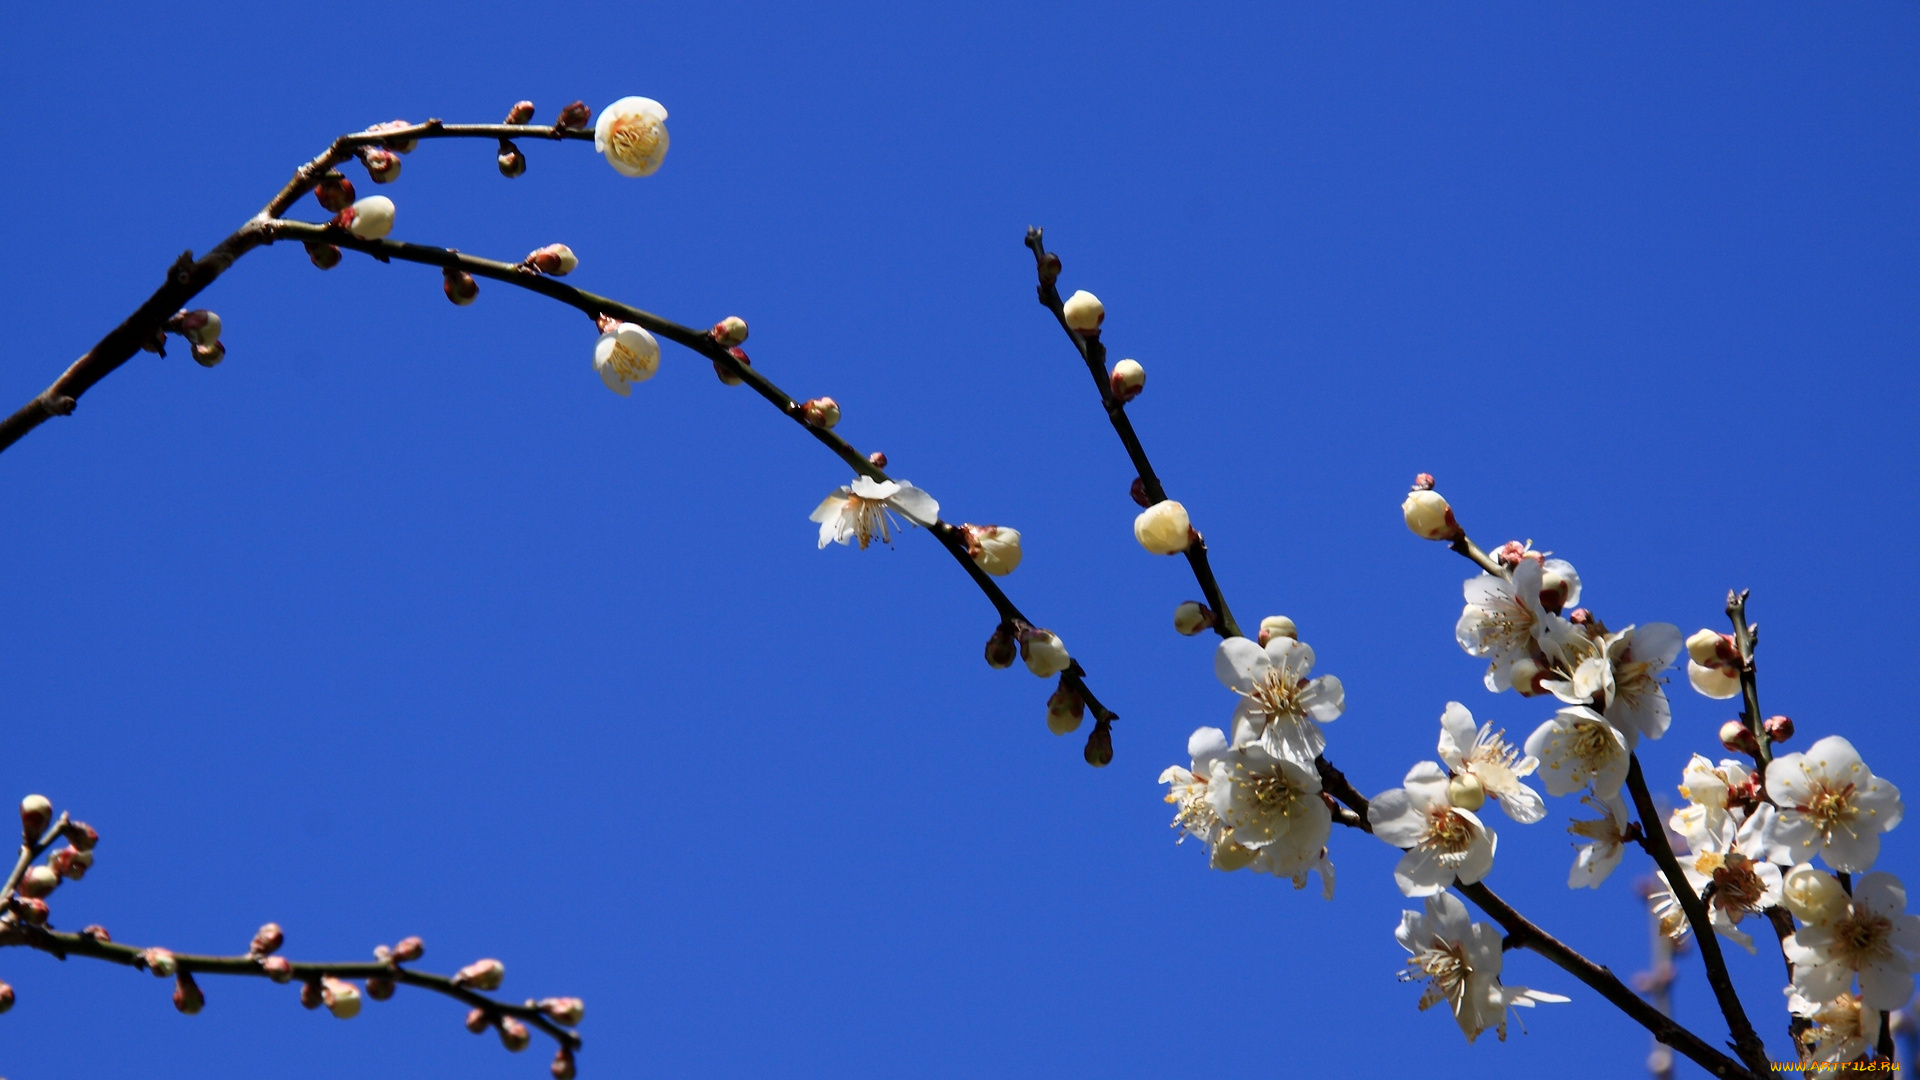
961,525,1022,576
1395,891,1568,1043
594,97,669,177
1566,791,1634,889
1160,727,1232,859
1668,755,1754,852
1523,705,1632,799
1561,623,1682,740
1061,290,1104,333
1788,992,1878,1066
809,476,939,549
1204,742,1331,879
345,195,395,240
1020,629,1070,678
592,322,660,395
1369,761,1498,896
1213,636,1345,766
1782,870,1920,1009
1133,500,1191,555
1456,559,1582,694
1765,735,1904,872
1436,702,1544,824
1675,803,1787,953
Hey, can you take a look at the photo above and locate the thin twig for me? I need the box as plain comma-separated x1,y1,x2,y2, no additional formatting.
1725,590,1771,770
0,813,69,911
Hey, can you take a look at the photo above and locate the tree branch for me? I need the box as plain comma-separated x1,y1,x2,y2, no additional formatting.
1724,590,1771,770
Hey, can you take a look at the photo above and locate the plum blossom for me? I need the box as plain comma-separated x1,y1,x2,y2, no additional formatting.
1788,992,1878,1066
1456,558,1582,694
1547,623,1682,740
1206,741,1332,881
1781,869,1920,1009
592,321,659,395
809,477,939,549
1672,803,1788,953
1436,702,1544,824
1765,736,1905,873
1159,727,1236,866
1566,791,1634,889
1395,891,1567,1043
1669,755,1757,852
1524,706,1632,799
594,97,669,177
1369,761,1498,896
1213,636,1344,766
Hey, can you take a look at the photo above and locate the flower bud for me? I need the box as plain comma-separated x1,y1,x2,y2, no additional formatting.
62,821,97,851
1109,358,1145,402
1083,719,1114,768
81,924,110,942
1046,685,1085,736
305,242,342,270
552,1048,578,1080
1782,864,1849,924
1401,487,1460,541
1021,629,1070,678
593,322,660,396
454,958,505,991
801,397,840,429
359,147,401,183
1490,540,1529,568
322,977,361,1019
368,119,418,154
345,195,395,241
1764,715,1793,744
191,341,225,368
1508,657,1550,696
594,96,669,177
1538,569,1572,614
540,997,585,1024
48,849,78,879
556,100,592,130
1133,500,1192,555
1062,290,1104,335
712,346,750,386
465,1007,491,1033
499,1016,532,1052
300,979,324,1009
1256,615,1297,646
144,948,178,977
315,172,355,213
984,624,1017,669
1037,252,1061,286
18,866,57,898
171,309,221,346
1128,477,1152,508
1686,629,1738,668
1687,660,1741,700
1211,838,1258,872
173,972,204,1015
0,982,13,1014
443,268,479,306
505,101,536,125
963,524,1022,576
710,316,749,346
391,936,424,962
525,244,577,276
365,976,395,1001
1173,600,1214,637
251,923,284,957
867,451,887,469
1719,720,1759,756
1447,773,1486,812
20,795,51,840
497,141,527,178
12,898,46,924
261,956,293,982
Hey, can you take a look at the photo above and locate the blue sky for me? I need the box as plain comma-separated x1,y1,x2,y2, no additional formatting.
0,3,1913,1077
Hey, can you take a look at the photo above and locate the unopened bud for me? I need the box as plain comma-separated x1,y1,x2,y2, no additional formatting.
345,195,396,241
962,524,1022,576
1256,615,1297,646
173,972,204,1015
1447,773,1486,812
1173,600,1214,637
1508,658,1549,696
1021,629,1071,678
1782,863,1850,925
540,997,585,1024
710,316,749,346
984,624,1017,669
1764,715,1793,744
322,977,362,1019
300,979,323,1009
1719,720,1760,756
0,982,12,1014
556,101,592,130
497,142,527,178
62,821,97,851
366,976,395,1001
1688,660,1741,700
1411,473,1435,491
443,268,479,306
1062,290,1105,335
1046,684,1085,736
261,956,293,982
18,866,57,898
801,397,840,429
454,958,505,990
391,936,424,962
305,242,342,270
499,1016,532,1052
51,846,88,880
1128,477,1152,508
465,1007,490,1034
369,119,418,154
1134,500,1192,555
1491,540,1529,568
81,925,110,941
1567,608,1596,627
315,172,355,213
552,1047,578,1080
505,101,536,125
13,898,46,924
1686,629,1739,670
1538,569,1572,614
1083,720,1114,768
20,795,51,840
170,309,222,347
1109,358,1145,402
867,451,887,469
525,244,578,276
359,147,401,183
251,923,284,957
191,341,225,368
1037,251,1061,286
1401,486,1460,541
144,948,178,977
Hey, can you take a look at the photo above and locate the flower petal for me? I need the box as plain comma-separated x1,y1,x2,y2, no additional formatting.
1214,637,1269,692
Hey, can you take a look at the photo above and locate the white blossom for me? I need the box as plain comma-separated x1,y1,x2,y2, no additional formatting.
1687,659,1742,699
1524,705,1632,799
1159,727,1233,861
345,195,395,240
1674,803,1788,953
1456,558,1581,694
1782,870,1920,1009
809,477,939,549
1213,636,1345,766
1205,741,1331,880
1370,761,1498,896
594,97,670,177
1669,754,1755,852
1395,891,1567,1043
592,322,660,395
1788,992,1878,1066
1765,736,1905,873
1554,623,1682,740
1566,791,1633,889
1436,702,1544,824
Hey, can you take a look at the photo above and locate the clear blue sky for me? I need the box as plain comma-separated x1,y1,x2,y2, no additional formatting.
0,3,1913,1077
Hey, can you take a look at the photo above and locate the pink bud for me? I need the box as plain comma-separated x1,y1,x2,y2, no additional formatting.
801,397,840,429
555,101,592,130
191,341,225,368
316,172,356,213
48,849,74,878
251,923,284,957
466,1007,491,1033
1765,715,1794,744
868,451,887,469
498,141,527,178
62,821,97,851
173,972,204,1015
0,981,13,1014
300,979,324,1010
306,242,342,270
1108,358,1145,402
1037,252,1061,286
19,795,51,840
499,1016,532,1052
1083,720,1114,768
1411,473,1435,491
454,958,505,990
443,268,479,306
366,976,395,1001
261,956,293,983
368,119,418,154
1568,608,1595,626
1129,477,1152,509
13,898,46,925
17,866,57,898
505,101,536,125
391,936,424,962
1720,720,1760,756
709,316,749,346
551,1047,578,1080
143,948,178,977
984,624,1017,669
360,147,401,183
540,997,585,1024
524,244,577,276
714,346,750,386
81,924,110,942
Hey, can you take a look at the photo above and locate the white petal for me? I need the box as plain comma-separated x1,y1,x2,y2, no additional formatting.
1301,675,1344,721
1214,637,1269,692
1495,782,1548,825
1438,702,1477,770
1368,789,1426,847
886,484,939,526
1393,847,1449,896
1853,873,1908,919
